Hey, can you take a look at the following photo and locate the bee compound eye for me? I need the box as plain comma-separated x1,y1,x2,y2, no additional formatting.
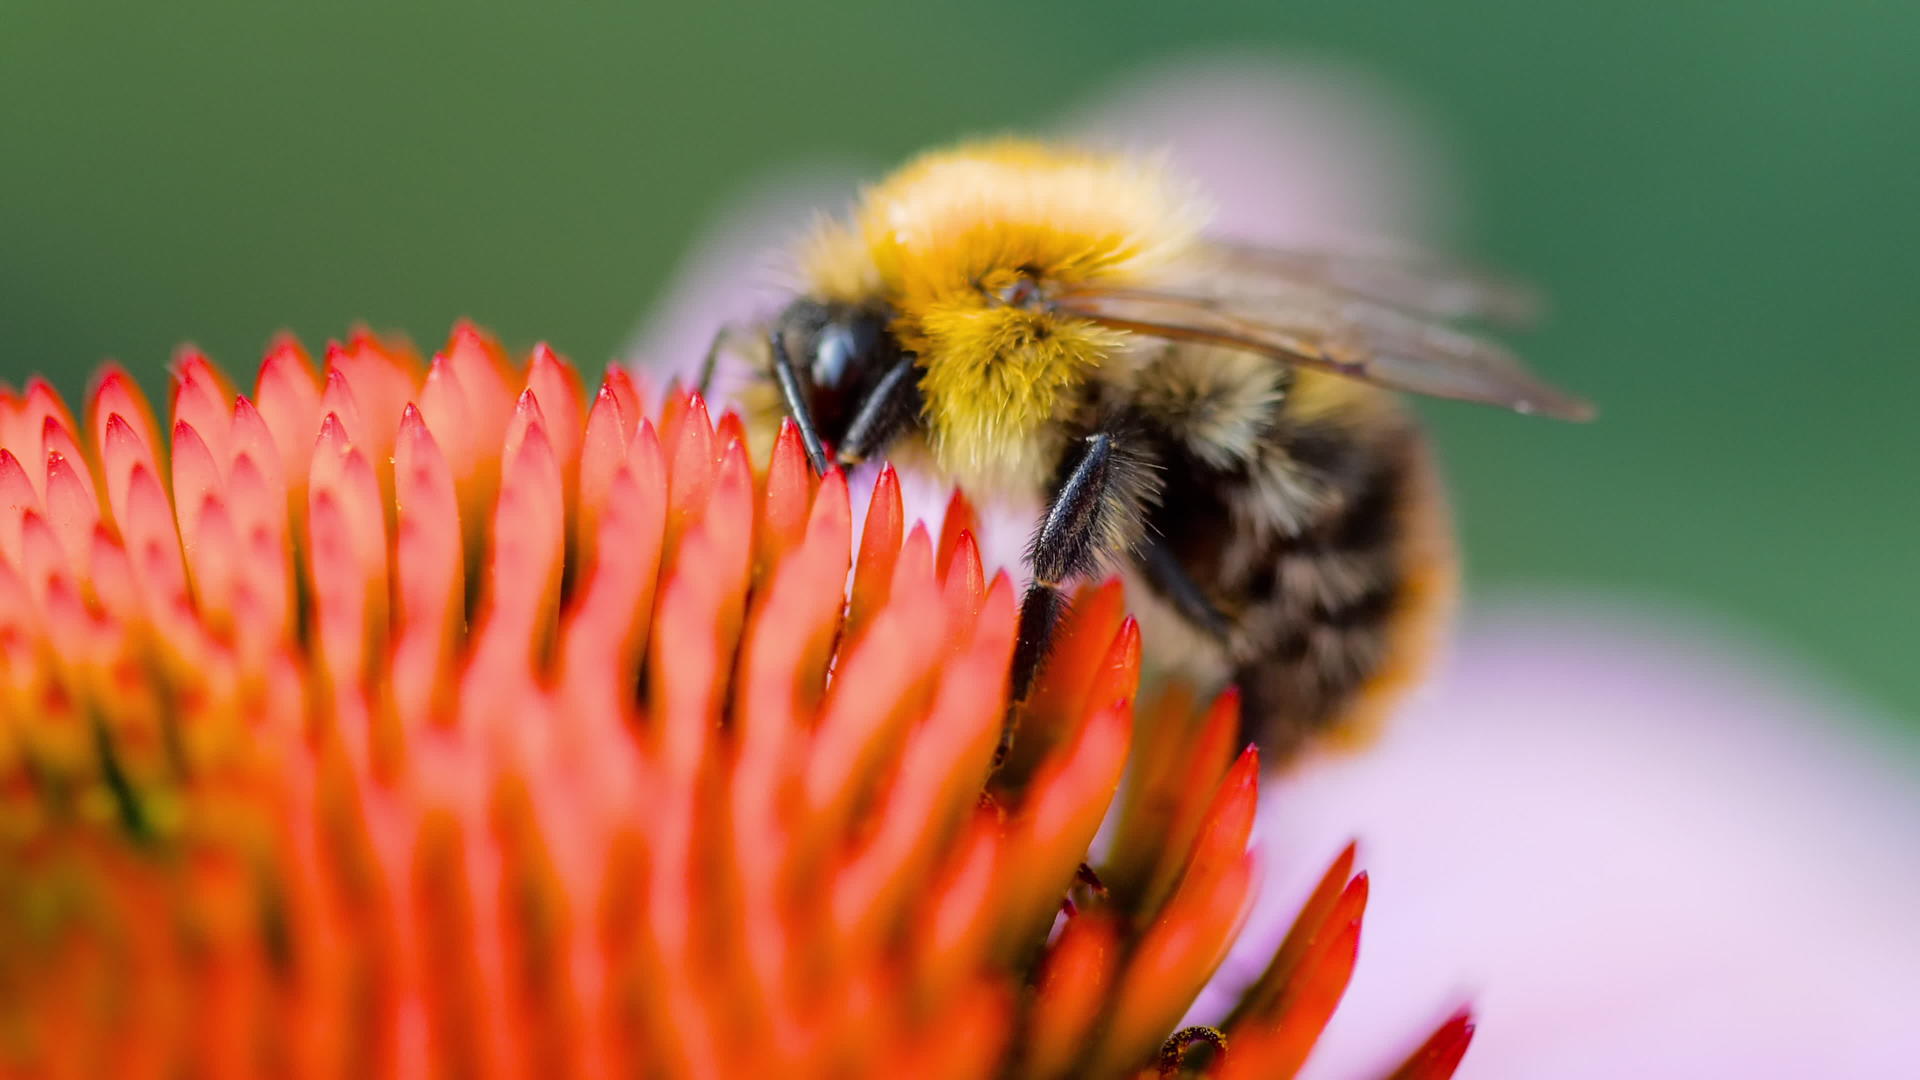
812,323,857,390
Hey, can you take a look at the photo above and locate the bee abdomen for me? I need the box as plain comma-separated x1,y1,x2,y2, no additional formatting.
1245,430,1450,758
1142,415,1450,760
1237,547,1401,751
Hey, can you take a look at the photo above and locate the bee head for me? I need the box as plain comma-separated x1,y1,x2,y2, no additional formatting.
768,298,906,451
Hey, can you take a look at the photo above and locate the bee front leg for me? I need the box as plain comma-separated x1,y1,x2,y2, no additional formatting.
835,356,920,467
1003,428,1158,762
767,328,832,476
696,326,729,398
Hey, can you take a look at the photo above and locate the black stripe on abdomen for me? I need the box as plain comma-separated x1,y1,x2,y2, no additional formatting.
1233,433,1415,755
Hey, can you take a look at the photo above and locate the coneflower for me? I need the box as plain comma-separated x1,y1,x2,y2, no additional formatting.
0,325,1469,1078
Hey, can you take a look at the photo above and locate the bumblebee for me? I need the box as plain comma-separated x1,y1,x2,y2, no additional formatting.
714,138,1590,759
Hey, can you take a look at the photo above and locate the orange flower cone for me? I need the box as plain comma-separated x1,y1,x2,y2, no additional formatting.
0,324,1471,1078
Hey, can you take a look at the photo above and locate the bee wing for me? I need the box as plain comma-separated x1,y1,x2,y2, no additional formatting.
1203,238,1546,327
1054,285,1595,421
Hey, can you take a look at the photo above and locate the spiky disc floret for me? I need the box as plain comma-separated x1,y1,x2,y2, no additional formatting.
0,325,1469,1078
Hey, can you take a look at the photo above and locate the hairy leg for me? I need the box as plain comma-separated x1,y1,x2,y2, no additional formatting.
1003,427,1161,760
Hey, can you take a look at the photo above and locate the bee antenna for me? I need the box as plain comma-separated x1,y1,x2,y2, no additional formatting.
769,328,832,476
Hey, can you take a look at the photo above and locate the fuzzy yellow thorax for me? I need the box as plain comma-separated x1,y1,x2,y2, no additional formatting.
801,138,1205,485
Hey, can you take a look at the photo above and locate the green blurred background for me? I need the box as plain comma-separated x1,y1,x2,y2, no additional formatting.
3,2,1915,725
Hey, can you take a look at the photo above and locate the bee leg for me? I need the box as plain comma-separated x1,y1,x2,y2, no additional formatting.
1010,583,1070,704
1002,590,1066,771
768,328,832,476
835,356,920,467
1003,430,1154,763
1136,536,1232,641
696,326,730,398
